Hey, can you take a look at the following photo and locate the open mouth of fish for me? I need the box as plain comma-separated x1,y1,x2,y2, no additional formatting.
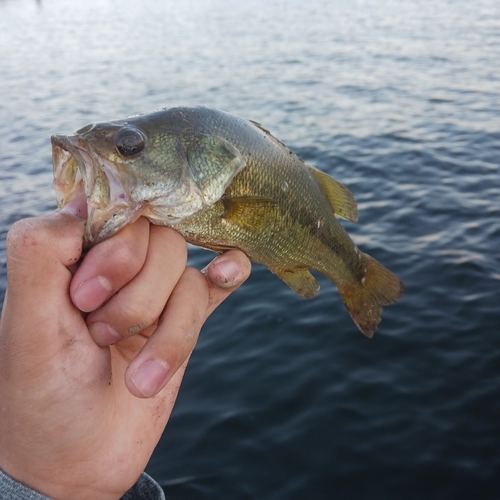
51,135,141,248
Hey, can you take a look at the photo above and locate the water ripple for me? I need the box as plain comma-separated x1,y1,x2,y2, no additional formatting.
1,0,500,498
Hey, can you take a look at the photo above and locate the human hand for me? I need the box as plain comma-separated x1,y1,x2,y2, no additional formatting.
0,205,251,500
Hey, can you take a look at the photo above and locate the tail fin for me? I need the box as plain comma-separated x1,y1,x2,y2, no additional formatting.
338,253,404,338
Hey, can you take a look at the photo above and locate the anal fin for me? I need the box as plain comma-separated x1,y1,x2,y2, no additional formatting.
271,267,320,299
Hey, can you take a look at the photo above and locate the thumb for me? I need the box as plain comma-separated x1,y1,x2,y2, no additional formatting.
0,199,89,382
4,199,86,315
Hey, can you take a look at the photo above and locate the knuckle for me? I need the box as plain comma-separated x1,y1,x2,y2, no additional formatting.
112,240,136,266
88,285,163,339
106,239,142,272
6,219,45,259
94,220,149,273
184,266,208,290
6,215,84,272
119,298,161,337
177,322,200,347
126,322,148,336
164,227,188,254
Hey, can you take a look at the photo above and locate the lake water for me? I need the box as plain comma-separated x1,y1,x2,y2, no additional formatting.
1,0,499,498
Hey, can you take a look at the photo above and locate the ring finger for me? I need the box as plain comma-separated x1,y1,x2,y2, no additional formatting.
124,266,209,398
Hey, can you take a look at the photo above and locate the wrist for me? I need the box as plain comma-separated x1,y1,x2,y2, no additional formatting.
0,467,52,499
0,455,127,500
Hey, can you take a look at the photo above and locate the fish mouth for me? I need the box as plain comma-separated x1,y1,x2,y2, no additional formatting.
51,135,140,248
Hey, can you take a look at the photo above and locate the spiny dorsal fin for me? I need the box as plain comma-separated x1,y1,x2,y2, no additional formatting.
249,119,290,149
308,166,358,222
248,119,270,134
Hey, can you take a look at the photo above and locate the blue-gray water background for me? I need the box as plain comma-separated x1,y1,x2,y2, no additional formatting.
1,0,499,498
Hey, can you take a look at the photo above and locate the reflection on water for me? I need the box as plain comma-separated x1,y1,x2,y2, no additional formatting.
1,0,499,498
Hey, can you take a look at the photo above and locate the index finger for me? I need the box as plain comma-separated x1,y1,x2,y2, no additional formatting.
70,218,150,313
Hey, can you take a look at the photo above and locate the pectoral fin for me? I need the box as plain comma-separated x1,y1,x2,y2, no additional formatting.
271,267,320,299
308,166,358,222
222,195,278,232
183,135,247,206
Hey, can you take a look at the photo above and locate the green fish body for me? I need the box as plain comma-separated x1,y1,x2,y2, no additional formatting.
52,106,404,336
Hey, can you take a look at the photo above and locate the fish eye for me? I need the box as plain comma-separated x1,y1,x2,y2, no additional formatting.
115,127,146,157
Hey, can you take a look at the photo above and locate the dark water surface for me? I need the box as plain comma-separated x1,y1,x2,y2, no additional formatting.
1,0,499,498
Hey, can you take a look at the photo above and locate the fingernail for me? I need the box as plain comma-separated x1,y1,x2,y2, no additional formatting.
73,276,113,312
88,322,121,346
209,258,240,288
60,195,88,220
131,358,170,398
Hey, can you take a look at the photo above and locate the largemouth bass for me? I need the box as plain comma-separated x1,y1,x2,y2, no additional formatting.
52,106,404,337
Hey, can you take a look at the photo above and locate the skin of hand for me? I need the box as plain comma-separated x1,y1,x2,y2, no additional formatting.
0,203,251,500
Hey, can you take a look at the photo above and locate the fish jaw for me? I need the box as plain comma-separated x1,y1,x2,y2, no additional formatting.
51,134,141,248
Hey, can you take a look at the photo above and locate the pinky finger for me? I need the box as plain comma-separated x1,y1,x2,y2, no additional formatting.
202,250,252,318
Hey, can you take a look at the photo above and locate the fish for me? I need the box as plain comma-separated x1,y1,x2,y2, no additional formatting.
51,106,404,337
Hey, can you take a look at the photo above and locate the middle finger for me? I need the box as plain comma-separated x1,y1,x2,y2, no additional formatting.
86,225,187,346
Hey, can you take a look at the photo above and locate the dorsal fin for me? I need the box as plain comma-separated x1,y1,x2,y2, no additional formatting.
248,119,270,134
308,166,358,222
248,119,289,149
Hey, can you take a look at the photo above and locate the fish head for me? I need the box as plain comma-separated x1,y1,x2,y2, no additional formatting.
52,111,246,248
